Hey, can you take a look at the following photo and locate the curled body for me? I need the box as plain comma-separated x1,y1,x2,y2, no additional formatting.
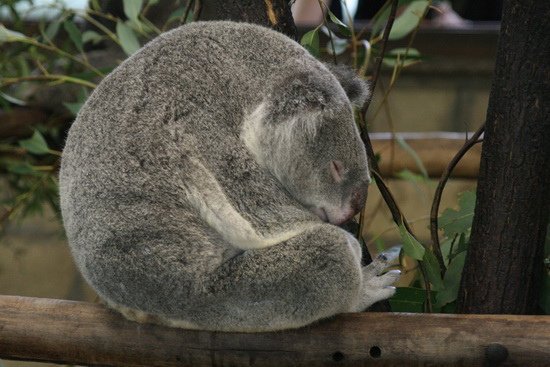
60,21,400,332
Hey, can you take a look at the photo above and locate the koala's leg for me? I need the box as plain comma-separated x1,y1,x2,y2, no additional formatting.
183,224,365,332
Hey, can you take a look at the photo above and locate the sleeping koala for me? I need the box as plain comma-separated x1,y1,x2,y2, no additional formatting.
59,21,400,332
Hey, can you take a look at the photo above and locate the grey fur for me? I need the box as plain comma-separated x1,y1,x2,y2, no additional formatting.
60,21,399,332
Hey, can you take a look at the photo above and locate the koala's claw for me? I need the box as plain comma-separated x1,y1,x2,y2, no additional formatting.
355,247,402,311
364,246,402,278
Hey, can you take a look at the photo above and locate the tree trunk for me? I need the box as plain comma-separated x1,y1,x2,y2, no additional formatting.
200,0,296,39
457,0,550,313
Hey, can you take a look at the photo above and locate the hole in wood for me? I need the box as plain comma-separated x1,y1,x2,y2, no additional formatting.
332,351,345,362
369,346,382,358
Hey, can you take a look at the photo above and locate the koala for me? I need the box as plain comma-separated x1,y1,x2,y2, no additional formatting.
59,21,400,332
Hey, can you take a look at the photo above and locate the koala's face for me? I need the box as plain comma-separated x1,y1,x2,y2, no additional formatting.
283,107,371,225
244,63,372,225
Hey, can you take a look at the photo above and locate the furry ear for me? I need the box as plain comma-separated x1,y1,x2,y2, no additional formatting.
324,64,370,107
265,71,332,122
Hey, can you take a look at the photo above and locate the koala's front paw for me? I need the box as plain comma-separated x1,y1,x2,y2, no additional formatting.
354,246,402,311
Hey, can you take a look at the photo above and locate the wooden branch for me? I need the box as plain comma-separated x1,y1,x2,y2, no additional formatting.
371,132,482,179
430,126,485,275
1,296,548,366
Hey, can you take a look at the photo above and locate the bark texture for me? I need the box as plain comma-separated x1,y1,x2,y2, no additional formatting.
457,0,550,313
200,0,296,39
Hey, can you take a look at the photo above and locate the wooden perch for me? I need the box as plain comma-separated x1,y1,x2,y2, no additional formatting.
0,296,548,366
371,132,482,179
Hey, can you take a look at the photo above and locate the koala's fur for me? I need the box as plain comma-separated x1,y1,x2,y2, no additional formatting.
60,21,400,332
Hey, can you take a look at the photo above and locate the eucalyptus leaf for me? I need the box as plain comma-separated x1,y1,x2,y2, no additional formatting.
371,0,418,36
326,37,349,56
123,0,143,23
63,19,83,52
44,20,61,40
439,191,476,238
0,25,27,43
389,287,427,312
116,21,141,56
395,169,427,183
396,135,428,177
301,28,320,57
423,250,444,291
0,92,26,106
82,30,103,45
328,9,351,36
18,131,50,155
6,161,36,175
389,1,429,40
398,222,425,260
435,251,466,308
383,47,422,67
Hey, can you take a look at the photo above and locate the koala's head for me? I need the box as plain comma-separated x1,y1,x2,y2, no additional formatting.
241,62,371,225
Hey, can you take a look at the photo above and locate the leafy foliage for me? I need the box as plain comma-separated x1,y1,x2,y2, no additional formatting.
0,0,193,229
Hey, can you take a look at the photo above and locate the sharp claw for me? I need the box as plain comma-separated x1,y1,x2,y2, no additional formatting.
386,269,401,276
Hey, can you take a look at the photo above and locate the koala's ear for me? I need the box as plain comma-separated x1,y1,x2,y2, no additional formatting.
265,72,332,122
324,64,370,107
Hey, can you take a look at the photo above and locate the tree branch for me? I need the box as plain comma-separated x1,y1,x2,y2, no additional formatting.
429,124,485,275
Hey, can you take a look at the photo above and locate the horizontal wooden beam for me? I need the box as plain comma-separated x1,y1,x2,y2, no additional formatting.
0,295,548,366
371,132,482,179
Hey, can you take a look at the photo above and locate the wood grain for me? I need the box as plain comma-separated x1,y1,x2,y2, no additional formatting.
0,295,548,366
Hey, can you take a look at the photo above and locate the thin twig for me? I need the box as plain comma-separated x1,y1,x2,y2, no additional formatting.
193,0,202,21
360,0,398,118
315,0,337,64
180,0,195,25
1,75,96,89
429,124,485,275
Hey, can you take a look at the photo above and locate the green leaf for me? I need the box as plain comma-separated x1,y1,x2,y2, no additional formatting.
439,191,476,238
374,237,386,252
389,1,430,40
6,161,36,175
0,25,28,43
0,92,26,106
18,131,50,155
395,169,427,183
398,222,425,260
326,37,349,56
301,28,320,58
389,287,426,312
63,19,83,52
123,0,144,23
371,0,418,36
396,134,428,178
82,30,103,45
116,21,141,56
383,47,422,67
63,88,89,116
327,10,351,37
423,250,444,291
435,251,466,308
44,20,61,41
